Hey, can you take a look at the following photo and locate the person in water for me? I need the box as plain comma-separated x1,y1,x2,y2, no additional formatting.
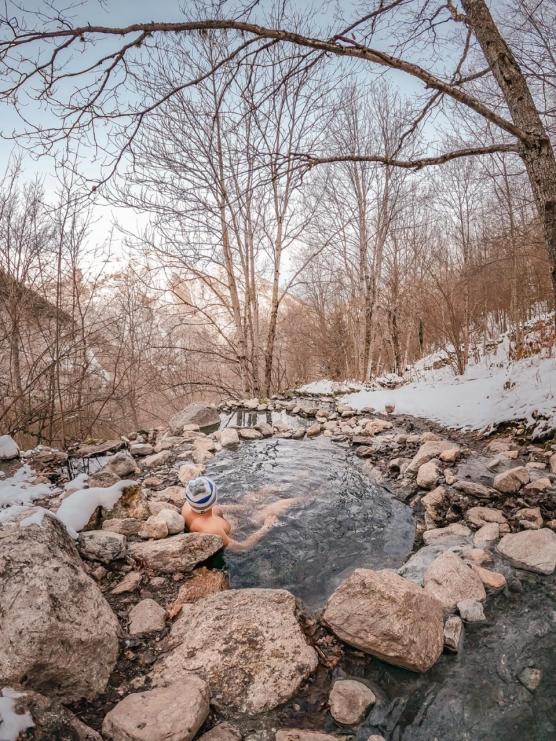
181,476,302,553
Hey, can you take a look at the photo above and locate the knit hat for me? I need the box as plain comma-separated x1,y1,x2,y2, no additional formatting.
185,477,217,512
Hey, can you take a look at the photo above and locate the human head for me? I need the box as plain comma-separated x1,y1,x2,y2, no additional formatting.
185,476,217,512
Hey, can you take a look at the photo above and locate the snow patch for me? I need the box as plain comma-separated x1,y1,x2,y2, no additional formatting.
0,465,53,511
296,379,367,396
0,688,34,741
55,479,137,537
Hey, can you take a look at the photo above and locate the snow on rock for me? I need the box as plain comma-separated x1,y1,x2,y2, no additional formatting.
0,436,19,461
296,379,366,396
56,479,138,537
0,688,34,741
0,466,54,524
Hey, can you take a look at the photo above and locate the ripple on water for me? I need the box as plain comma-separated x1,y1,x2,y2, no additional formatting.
205,437,415,608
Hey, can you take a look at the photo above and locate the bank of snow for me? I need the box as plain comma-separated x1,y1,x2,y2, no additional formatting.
342,352,555,430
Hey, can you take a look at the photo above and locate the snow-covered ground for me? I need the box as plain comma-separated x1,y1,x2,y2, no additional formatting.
300,317,556,431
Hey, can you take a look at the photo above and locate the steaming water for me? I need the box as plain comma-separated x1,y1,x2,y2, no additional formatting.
205,437,415,608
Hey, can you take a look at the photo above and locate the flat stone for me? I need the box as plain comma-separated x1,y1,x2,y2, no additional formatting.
422,523,471,546
424,551,486,609
111,571,142,594
493,466,530,494
129,533,223,574
256,422,274,437
102,517,142,536
102,679,209,741
323,568,444,673
152,588,318,714
143,450,174,468
473,522,500,548
457,598,486,623
128,598,166,635
465,506,507,528
168,404,220,434
328,679,375,725
453,480,495,498
443,615,463,652
239,428,263,440
496,528,556,574
75,439,123,458
364,419,393,436
129,443,153,456
525,477,552,492
78,530,127,564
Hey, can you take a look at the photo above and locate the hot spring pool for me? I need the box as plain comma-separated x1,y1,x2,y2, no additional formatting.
205,437,415,608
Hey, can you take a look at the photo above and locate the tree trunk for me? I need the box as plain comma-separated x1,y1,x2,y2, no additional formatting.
462,0,556,318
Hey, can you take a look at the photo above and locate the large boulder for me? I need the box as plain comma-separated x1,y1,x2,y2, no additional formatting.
102,680,209,741
0,511,120,702
152,588,318,714
322,569,444,673
496,528,556,574
0,688,102,740
169,404,220,434
129,533,223,574
423,551,486,609
0,434,19,460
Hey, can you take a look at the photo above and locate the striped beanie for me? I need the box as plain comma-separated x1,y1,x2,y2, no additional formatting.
185,477,217,512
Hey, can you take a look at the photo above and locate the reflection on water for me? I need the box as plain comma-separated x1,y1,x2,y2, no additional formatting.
205,437,415,608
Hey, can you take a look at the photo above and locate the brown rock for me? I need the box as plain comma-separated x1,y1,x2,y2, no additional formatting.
129,533,223,574
138,514,169,540
443,615,463,652
468,563,507,591
465,506,507,528
166,568,229,618
275,732,340,741
453,480,495,498
128,598,166,635
525,477,552,493
416,459,440,489
407,441,460,473
111,571,142,594
496,528,556,574
493,466,530,494
198,723,242,741
473,522,500,548
422,523,471,545
516,506,543,530
103,518,142,536
328,679,376,725
424,552,486,609
323,568,444,673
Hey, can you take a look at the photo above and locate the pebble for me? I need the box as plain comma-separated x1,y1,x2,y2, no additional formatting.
328,678,376,725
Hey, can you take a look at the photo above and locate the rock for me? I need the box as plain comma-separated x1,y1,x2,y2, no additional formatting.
167,568,229,618
128,598,166,635
424,552,486,609
486,438,515,454
129,533,223,574
152,588,318,714
306,423,321,437
422,523,471,546
516,506,543,530
148,500,178,516
102,679,209,741
416,459,440,489
243,398,259,410
156,508,185,535
457,598,486,623
407,441,459,474
103,450,140,478
473,522,500,548
89,470,121,488
111,571,142,594
0,434,19,460
85,484,148,527
103,517,142,536
169,404,220,434
220,428,240,448
525,477,552,492
398,544,458,586
323,568,444,673
292,428,306,440
468,563,506,591
239,428,263,440
439,447,460,463
444,469,457,485
493,466,530,494
518,667,542,691
496,528,556,574
443,615,463,652
75,439,123,458
198,722,242,741
78,530,127,564
256,422,274,437
460,547,492,564
275,732,339,741
465,506,507,528
129,442,154,456
328,679,375,725
0,511,120,701
178,463,205,484
364,419,393,436
421,486,446,522
452,480,494,498
138,514,169,539
1,688,102,740
143,450,174,468
549,452,556,474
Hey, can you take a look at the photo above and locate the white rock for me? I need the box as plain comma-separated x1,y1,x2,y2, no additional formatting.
328,679,375,725
102,679,209,741
0,434,19,460
128,598,166,635
496,528,556,574
220,428,240,448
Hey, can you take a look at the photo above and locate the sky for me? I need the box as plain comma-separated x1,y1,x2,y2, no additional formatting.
0,0,446,257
